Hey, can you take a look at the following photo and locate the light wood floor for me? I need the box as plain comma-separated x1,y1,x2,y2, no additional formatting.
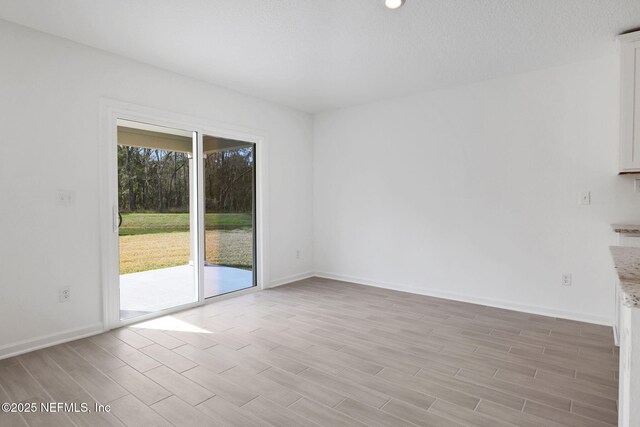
0,278,618,426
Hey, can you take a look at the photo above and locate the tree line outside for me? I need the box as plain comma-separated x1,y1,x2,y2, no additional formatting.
118,145,255,274
117,146,254,214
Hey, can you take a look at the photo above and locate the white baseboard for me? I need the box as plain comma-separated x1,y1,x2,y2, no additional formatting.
314,271,613,326
0,323,105,360
267,271,315,288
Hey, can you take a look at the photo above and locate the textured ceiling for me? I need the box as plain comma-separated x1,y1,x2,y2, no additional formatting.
0,0,639,112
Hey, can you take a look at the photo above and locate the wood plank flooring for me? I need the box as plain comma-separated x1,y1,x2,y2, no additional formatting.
0,278,618,426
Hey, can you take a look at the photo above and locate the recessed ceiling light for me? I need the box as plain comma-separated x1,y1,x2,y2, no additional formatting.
385,0,405,9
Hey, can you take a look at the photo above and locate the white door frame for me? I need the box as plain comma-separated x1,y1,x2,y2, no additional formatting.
98,98,268,330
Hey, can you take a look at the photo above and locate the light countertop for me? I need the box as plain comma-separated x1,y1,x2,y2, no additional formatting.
612,224,640,234
610,246,640,307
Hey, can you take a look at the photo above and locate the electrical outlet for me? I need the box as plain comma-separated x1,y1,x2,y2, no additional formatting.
561,273,572,287
59,286,71,302
579,191,591,205
296,249,300,259
55,189,76,206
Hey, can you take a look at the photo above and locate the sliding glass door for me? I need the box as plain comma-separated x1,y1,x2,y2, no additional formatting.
113,120,257,323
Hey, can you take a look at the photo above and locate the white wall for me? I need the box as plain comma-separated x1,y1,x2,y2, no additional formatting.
0,20,314,355
314,55,640,325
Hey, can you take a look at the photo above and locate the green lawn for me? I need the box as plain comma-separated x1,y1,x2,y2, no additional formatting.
119,213,253,274
119,213,252,236
119,230,252,274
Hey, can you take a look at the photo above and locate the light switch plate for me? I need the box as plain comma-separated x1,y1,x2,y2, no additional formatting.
579,191,591,205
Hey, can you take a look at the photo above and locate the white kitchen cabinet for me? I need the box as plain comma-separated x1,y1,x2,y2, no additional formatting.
618,301,640,427
613,233,640,344
619,30,640,173
610,245,640,426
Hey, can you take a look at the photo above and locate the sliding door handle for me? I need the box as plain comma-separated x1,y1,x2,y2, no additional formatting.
112,205,119,233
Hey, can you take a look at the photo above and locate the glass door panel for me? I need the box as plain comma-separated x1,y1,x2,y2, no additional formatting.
117,122,198,320
202,135,256,298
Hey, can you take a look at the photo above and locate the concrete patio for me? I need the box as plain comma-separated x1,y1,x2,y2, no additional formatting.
119,264,254,320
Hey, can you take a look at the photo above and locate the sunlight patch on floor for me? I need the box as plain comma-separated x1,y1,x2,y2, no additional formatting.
130,315,212,333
